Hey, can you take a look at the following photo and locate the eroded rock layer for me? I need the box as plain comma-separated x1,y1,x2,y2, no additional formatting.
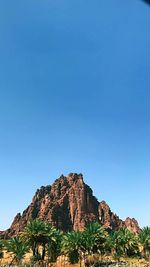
1,173,140,238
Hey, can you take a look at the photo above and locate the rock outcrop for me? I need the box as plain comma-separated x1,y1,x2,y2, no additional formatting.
124,217,140,234
0,173,140,238
98,201,140,233
98,201,124,230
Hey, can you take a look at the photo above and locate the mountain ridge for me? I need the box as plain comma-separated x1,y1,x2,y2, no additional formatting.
0,173,140,238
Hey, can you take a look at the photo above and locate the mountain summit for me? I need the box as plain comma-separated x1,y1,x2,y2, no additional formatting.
1,173,140,237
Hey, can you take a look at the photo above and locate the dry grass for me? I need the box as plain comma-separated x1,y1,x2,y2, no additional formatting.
1,252,149,266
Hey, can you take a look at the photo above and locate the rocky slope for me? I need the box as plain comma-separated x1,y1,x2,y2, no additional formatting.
1,173,140,238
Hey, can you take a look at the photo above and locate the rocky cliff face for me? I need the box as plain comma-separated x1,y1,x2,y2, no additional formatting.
98,201,124,230
124,217,140,234
1,173,140,238
98,201,140,234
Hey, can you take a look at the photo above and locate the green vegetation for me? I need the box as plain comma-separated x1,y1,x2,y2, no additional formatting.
20,219,62,261
4,236,29,264
0,220,150,266
139,227,150,260
0,239,4,262
107,228,139,260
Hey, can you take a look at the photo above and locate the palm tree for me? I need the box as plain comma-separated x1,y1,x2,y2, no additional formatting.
47,228,63,263
39,222,58,261
0,240,4,263
5,236,29,265
62,230,84,265
108,231,122,260
83,222,108,258
21,219,48,260
21,219,61,262
109,228,139,260
62,222,108,266
139,226,150,260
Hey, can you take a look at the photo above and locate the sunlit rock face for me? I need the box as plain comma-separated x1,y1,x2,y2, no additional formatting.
98,201,140,233
124,217,141,234
0,173,140,238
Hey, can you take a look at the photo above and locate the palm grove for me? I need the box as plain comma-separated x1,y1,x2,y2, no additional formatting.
0,219,150,265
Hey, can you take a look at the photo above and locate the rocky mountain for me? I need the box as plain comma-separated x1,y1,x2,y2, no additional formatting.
1,173,140,238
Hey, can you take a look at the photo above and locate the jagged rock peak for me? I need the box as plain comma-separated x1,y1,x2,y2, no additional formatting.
0,173,141,238
124,217,140,234
99,201,140,233
99,200,123,230
53,173,83,185
33,185,51,202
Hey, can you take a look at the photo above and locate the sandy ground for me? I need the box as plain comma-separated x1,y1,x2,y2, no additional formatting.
1,251,149,266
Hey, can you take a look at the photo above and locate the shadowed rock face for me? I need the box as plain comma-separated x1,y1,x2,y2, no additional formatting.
1,173,140,238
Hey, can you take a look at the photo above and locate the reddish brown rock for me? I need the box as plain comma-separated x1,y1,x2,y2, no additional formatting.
0,173,140,238
98,201,123,230
0,231,5,236
124,217,140,234
98,201,140,233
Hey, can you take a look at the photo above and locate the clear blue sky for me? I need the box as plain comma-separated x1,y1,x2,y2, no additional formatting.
0,0,150,230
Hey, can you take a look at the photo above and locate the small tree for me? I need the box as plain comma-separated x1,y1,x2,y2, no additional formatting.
5,236,29,265
83,221,108,263
0,240,4,263
61,231,84,264
21,219,62,262
47,229,63,263
109,228,139,261
21,219,48,260
139,227,150,260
